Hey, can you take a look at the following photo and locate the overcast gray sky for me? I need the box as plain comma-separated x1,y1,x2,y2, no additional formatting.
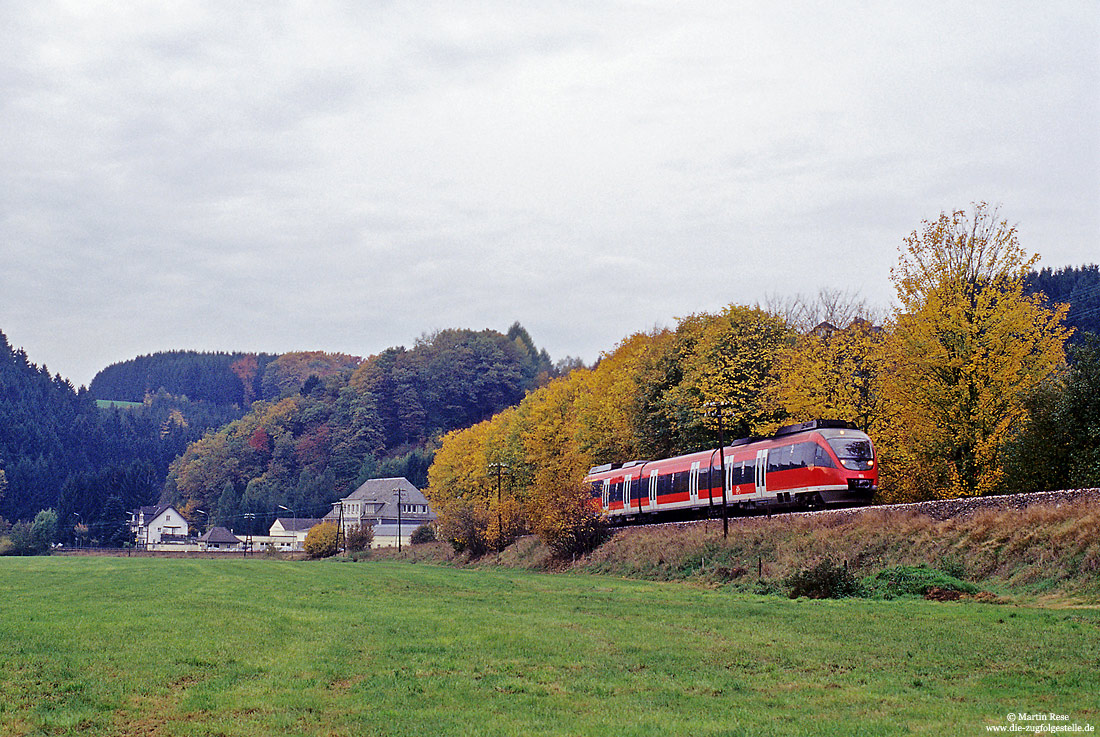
2,1,1097,388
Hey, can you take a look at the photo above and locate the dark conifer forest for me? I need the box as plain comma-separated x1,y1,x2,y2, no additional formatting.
0,331,241,540
1026,264,1100,343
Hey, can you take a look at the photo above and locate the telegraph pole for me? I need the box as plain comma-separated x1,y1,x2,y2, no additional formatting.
704,402,733,538
393,486,404,552
488,462,509,550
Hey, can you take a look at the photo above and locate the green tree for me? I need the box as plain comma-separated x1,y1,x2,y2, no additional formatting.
30,509,58,553
1000,335,1100,493
214,481,240,529
8,522,35,555
409,524,436,544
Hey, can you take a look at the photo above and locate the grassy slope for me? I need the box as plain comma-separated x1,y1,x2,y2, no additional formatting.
1,557,1098,736
570,500,1100,598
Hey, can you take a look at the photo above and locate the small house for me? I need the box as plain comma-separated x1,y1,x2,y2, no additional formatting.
198,526,243,551
267,518,323,551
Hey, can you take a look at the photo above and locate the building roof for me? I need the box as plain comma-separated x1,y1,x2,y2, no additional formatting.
345,477,423,502
272,517,323,533
130,504,180,526
198,526,242,544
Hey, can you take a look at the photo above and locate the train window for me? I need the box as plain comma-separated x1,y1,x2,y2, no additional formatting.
813,443,837,468
792,442,816,468
611,481,622,503
768,445,796,472
658,473,671,497
673,472,688,496
827,438,874,470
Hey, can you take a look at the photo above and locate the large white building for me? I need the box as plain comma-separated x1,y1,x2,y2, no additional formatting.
324,477,436,547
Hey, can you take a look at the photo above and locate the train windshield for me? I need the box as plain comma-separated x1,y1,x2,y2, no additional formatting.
826,437,874,471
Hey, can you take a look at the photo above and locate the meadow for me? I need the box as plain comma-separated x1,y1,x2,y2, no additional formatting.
1,557,1097,736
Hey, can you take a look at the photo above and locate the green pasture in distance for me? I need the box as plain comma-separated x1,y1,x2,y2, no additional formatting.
94,399,143,410
0,558,1097,737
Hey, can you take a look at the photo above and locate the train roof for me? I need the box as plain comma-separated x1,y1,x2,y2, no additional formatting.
773,419,857,437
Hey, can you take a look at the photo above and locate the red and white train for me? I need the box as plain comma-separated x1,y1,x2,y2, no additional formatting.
583,419,877,520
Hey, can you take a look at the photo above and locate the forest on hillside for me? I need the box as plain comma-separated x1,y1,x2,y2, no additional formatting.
160,325,555,535
0,323,555,542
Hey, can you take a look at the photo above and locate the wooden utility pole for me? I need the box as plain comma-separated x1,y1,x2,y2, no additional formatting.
393,486,404,552
488,462,509,550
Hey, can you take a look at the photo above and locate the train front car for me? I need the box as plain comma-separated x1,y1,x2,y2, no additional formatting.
775,421,877,507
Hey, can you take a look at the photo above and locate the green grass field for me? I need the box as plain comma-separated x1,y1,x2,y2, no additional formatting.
1,557,1097,736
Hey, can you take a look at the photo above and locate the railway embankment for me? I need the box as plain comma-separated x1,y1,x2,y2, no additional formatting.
377,488,1100,600
574,488,1100,598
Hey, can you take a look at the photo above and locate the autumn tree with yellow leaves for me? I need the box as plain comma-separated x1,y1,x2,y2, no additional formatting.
768,319,886,435
883,203,1070,499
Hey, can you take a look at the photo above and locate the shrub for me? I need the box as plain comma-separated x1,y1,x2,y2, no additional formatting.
784,559,862,599
8,522,37,556
345,524,374,552
409,524,436,545
303,522,339,558
861,565,979,600
438,499,490,556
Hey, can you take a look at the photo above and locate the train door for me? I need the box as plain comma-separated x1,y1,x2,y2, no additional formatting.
724,457,734,504
601,479,610,511
623,474,633,513
754,449,768,499
689,461,700,503
647,469,658,509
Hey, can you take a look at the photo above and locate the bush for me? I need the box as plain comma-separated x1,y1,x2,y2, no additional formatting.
303,522,339,558
784,559,862,599
438,499,490,556
409,524,436,545
861,565,979,600
345,524,374,552
8,522,37,555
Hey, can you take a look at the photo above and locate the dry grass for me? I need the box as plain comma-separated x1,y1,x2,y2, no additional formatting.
571,499,1100,598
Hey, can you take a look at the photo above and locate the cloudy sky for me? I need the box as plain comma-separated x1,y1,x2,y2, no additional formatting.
2,1,1097,388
